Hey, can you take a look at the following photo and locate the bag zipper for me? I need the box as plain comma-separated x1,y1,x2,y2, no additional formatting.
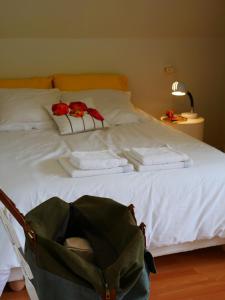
105,282,111,300
102,272,111,300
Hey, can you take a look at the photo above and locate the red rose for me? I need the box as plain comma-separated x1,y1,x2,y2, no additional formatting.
69,102,88,113
166,110,174,120
171,115,178,121
87,108,104,121
166,110,174,118
52,103,69,115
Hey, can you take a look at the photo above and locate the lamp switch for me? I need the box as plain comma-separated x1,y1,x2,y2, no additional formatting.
164,65,175,74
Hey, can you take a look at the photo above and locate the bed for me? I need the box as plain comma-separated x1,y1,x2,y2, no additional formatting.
0,74,225,294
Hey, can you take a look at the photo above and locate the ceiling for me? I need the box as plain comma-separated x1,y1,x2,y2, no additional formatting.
0,0,225,38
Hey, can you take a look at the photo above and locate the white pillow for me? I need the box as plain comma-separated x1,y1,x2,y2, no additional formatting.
0,88,61,131
61,89,140,125
45,98,109,135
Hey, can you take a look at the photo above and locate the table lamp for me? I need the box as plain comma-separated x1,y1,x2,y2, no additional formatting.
171,81,198,119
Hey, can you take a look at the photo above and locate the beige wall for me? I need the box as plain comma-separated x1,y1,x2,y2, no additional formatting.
1,0,225,38
0,37,224,149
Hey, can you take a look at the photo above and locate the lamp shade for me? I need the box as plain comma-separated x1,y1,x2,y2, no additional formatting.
171,81,187,96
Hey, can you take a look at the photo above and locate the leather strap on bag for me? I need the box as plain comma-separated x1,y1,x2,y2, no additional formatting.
128,204,146,246
0,189,36,243
127,204,137,224
139,222,146,247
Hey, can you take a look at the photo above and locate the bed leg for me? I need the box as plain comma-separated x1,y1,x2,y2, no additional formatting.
8,279,25,292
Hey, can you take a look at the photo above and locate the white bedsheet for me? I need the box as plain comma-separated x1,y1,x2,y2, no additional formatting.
1,115,225,291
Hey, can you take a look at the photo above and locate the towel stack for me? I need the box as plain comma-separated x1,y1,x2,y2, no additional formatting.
123,145,193,172
59,150,133,178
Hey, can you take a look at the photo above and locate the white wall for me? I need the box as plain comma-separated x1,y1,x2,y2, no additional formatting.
0,37,224,149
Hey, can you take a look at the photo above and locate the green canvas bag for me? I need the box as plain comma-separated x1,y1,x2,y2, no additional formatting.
0,191,156,300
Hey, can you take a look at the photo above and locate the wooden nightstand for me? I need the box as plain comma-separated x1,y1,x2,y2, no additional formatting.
160,116,204,141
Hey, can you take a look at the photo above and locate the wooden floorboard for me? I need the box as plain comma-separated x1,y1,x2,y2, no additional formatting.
1,286,28,300
151,246,225,300
2,246,225,299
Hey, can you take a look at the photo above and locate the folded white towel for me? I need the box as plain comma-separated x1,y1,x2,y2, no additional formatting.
69,150,128,170
59,157,134,178
124,151,193,172
129,145,190,165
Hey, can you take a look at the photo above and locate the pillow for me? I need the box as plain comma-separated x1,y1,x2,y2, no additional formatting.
45,98,108,135
0,76,53,89
0,88,60,131
53,74,128,91
61,89,140,125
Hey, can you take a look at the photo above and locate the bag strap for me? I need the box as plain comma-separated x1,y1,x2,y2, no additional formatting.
127,204,137,223
0,189,36,242
128,204,146,247
139,222,146,247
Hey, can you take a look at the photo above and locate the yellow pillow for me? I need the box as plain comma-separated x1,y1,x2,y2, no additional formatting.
53,74,128,91
0,76,53,89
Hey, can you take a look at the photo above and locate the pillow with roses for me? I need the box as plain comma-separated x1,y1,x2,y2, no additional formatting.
45,98,108,135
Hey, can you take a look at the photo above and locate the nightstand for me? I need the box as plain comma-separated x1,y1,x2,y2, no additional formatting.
160,116,204,141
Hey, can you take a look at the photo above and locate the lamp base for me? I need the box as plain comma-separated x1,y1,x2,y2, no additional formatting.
181,112,198,119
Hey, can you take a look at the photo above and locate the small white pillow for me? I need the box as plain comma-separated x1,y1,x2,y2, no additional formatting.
45,98,108,135
61,89,140,125
0,88,61,131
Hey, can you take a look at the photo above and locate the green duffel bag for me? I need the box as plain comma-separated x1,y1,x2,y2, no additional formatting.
24,195,156,300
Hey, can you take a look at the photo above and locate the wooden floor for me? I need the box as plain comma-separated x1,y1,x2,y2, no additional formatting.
2,246,225,300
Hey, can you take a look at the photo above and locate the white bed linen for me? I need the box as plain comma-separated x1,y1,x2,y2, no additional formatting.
1,115,225,293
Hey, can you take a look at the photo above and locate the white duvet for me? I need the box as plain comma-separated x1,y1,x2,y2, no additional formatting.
1,115,225,288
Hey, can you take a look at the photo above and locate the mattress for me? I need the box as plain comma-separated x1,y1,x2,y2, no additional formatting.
1,115,225,293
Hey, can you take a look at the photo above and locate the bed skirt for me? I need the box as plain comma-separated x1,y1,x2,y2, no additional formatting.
151,237,225,257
